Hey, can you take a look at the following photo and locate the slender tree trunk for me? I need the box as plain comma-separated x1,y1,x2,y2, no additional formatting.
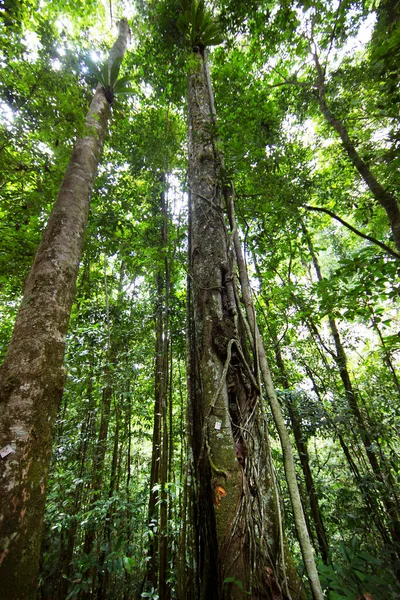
80,360,113,598
274,333,329,563
252,254,330,563
302,334,394,546
146,183,171,598
176,359,188,600
226,190,324,600
0,21,129,600
312,49,400,252
302,223,400,545
97,402,120,600
58,354,95,600
147,313,162,588
187,49,301,600
159,186,171,600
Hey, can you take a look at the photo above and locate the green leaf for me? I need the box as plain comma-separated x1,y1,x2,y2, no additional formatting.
109,56,123,87
100,60,110,87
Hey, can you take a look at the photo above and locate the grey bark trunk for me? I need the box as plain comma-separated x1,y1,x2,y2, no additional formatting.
266,317,330,563
0,21,129,600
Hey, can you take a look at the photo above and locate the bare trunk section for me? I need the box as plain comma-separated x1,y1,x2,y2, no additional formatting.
187,49,301,600
0,21,130,600
147,307,162,588
313,50,400,252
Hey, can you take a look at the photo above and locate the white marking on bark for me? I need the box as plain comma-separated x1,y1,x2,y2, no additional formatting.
0,445,15,459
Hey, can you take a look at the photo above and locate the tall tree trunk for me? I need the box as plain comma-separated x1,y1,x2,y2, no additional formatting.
58,353,95,600
146,310,162,589
146,183,171,598
187,48,302,600
312,49,400,252
80,360,113,598
159,185,171,600
302,223,400,546
0,21,129,600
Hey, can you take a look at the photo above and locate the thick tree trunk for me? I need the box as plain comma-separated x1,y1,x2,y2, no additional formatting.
313,50,400,252
187,49,301,600
0,21,129,600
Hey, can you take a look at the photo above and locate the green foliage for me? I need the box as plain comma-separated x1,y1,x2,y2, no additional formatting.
177,0,224,49
318,538,399,599
86,56,135,102
223,576,251,595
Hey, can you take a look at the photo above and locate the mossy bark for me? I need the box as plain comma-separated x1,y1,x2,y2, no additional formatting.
0,20,129,600
187,50,301,600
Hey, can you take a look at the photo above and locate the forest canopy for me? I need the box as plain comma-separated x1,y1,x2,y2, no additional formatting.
0,0,400,599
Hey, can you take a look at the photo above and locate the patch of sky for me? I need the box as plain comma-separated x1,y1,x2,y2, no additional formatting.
23,30,41,62
0,101,15,130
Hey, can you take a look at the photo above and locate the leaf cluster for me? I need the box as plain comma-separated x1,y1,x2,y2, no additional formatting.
177,0,224,50
86,56,135,103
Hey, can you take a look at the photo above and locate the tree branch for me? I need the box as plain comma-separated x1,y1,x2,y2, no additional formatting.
304,204,400,260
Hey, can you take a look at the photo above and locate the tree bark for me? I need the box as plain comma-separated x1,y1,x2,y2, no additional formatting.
187,49,301,600
0,20,129,600
159,185,171,600
313,50,400,252
97,401,120,600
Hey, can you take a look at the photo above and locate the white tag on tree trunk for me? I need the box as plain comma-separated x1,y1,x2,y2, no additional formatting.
215,421,222,430
0,445,15,458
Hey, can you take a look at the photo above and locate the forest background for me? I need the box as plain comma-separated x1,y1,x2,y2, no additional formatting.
0,0,400,599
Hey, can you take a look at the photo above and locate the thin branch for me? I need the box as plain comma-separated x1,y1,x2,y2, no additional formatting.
304,204,400,260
